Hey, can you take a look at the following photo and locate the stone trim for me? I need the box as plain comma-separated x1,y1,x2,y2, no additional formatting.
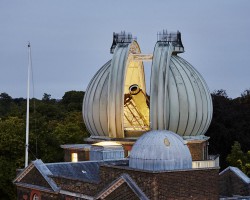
60,190,94,200
15,182,57,194
13,163,34,182
96,173,149,200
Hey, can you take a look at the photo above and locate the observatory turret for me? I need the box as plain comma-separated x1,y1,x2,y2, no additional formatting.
83,30,212,139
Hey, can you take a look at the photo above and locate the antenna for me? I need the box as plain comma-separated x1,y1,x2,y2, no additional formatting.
25,42,31,168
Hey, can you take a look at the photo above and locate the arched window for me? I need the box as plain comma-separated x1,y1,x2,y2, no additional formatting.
30,190,41,200
32,194,39,200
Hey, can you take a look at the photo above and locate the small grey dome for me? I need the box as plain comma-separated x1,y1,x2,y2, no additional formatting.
129,130,192,171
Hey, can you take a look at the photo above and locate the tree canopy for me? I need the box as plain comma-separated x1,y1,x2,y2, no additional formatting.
0,91,88,199
206,89,250,169
0,89,249,199
227,141,250,176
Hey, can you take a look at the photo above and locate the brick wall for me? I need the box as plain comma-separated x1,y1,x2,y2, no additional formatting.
156,168,219,199
219,170,250,197
21,167,51,188
187,140,207,161
100,166,157,199
52,176,99,196
16,162,219,200
17,187,58,200
104,182,139,200
99,165,219,200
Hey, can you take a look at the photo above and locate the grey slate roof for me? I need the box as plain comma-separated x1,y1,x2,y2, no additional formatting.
46,159,128,183
14,159,129,195
219,166,250,184
34,160,60,191
13,159,60,192
46,161,101,183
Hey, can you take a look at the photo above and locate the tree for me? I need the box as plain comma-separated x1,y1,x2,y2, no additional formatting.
240,89,250,104
226,141,244,168
0,93,12,117
61,91,84,111
0,91,90,199
0,92,12,101
227,141,250,177
42,93,51,101
54,112,88,145
0,117,25,199
212,89,228,99
241,89,250,98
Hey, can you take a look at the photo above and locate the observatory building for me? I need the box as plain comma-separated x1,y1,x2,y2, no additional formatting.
14,31,223,199
82,30,213,163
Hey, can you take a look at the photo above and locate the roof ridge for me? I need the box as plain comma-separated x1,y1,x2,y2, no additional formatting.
95,173,149,200
219,166,250,184
32,159,60,192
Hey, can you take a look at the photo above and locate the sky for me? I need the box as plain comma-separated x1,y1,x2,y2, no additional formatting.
0,0,249,99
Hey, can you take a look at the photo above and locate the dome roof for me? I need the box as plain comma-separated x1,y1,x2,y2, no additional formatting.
129,130,192,171
83,32,213,139
150,42,213,136
83,41,146,138
83,60,111,137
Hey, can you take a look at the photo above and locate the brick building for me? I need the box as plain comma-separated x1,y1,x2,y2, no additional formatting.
14,130,222,200
13,31,250,199
14,159,219,200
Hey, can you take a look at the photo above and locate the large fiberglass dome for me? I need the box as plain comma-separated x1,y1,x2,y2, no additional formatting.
83,31,212,139
129,130,192,171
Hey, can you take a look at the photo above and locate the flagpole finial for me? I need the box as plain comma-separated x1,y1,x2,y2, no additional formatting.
28,42,30,48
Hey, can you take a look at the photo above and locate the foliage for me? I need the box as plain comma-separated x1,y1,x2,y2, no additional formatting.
0,93,12,117
206,89,250,170
227,141,250,176
0,91,89,199
0,117,25,199
240,89,250,104
61,91,85,111
0,88,250,199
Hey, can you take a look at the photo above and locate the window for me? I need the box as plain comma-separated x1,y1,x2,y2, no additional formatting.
71,153,78,162
164,138,170,146
32,194,39,200
30,191,41,200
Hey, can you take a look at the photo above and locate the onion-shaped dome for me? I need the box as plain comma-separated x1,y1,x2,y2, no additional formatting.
129,130,192,171
83,40,147,138
83,60,111,137
83,31,213,139
150,42,213,136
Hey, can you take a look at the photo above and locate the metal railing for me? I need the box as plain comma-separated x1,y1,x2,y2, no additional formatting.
110,31,137,53
157,30,184,53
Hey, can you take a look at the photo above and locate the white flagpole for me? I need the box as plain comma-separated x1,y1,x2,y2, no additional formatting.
25,42,31,168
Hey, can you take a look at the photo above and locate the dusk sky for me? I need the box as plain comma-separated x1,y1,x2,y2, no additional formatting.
1,0,249,99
